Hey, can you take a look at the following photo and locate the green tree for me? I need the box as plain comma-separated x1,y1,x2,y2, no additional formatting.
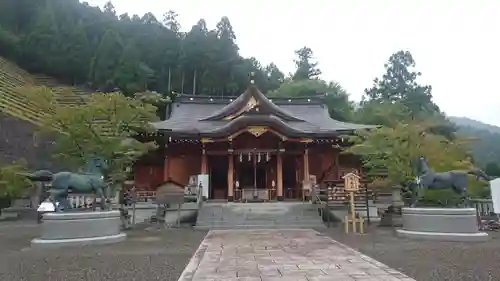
20,86,161,184
0,1,288,97
270,79,354,121
364,50,438,116
58,20,91,84
103,1,116,18
214,16,240,95
264,63,284,91
347,118,472,187
162,10,180,33
89,29,122,90
485,162,500,177
0,161,30,199
114,40,146,94
292,47,321,81
21,1,60,72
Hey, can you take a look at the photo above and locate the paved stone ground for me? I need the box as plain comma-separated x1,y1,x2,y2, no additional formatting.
0,221,207,281
179,229,415,281
322,224,500,281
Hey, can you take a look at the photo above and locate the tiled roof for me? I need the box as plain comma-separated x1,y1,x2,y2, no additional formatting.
152,86,376,138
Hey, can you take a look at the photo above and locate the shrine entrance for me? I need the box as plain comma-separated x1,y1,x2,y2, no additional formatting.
208,155,228,199
282,154,300,199
234,151,274,201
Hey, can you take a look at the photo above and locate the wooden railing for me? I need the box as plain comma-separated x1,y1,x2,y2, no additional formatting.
471,198,495,220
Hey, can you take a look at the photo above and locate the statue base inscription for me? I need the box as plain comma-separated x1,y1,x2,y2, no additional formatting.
31,210,126,248
396,207,488,242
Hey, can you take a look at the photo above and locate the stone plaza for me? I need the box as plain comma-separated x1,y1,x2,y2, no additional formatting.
178,229,415,281
1,221,500,281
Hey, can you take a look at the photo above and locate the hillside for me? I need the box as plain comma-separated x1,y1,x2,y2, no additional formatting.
0,56,90,169
449,116,500,134
449,116,500,167
0,57,89,125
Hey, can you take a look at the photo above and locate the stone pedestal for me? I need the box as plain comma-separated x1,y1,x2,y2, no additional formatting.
396,208,488,242
31,210,126,248
379,186,404,227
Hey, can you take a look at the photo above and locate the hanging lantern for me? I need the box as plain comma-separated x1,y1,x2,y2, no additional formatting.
239,153,243,162
257,153,261,163
266,152,270,162
248,152,251,161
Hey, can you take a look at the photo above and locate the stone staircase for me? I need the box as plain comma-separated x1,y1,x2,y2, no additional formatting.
195,202,326,229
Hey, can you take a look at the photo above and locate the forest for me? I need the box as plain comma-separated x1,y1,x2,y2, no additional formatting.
0,0,496,201
0,0,286,96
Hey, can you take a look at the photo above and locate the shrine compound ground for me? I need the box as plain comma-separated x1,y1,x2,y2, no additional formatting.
0,222,499,281
178,229,414,281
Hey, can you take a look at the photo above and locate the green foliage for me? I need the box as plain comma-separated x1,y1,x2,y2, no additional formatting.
351,50,466,197
348,105,472,186
292,47,321,81
19,86,159,184
89,29,123,88
0,1,285,96
452,122,500,168
270,79,355,121
0,160,30,199
485,162,500,177
364,50,439,115
354,101,411,127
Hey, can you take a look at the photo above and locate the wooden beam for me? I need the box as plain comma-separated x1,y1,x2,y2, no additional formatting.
205,149,305,155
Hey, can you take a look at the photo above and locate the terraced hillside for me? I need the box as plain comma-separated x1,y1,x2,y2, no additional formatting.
0,57,89,125
0,57,91,169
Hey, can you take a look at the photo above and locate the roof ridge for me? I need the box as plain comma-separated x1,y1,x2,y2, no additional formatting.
200,85,304,122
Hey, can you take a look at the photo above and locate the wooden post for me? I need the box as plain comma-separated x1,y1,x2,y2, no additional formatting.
303,148,310,200
201,148,207,174
227,154,234,201
343,173,364,234
276,153,283,201
303,148,309,182
349,190,356,233
163,156,170,182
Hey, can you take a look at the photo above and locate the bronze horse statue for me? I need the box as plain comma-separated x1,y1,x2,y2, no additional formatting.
407,156,490,207
25,156,109,212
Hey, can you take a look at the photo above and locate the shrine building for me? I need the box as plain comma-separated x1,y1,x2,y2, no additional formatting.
133,83,375,201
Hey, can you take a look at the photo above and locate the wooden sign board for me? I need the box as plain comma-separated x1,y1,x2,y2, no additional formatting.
342,172,360,192
155,181,185,205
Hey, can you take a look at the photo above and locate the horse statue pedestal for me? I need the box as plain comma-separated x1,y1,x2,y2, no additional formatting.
396,208,488,242
31,210,126,248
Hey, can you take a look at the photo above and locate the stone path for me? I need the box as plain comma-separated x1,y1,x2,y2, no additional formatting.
178,229,416,281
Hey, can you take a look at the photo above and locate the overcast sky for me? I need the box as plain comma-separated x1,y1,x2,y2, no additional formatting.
84,0,500,126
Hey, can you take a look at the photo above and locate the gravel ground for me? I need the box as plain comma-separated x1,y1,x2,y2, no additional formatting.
0,221,207,281
321,223,500,281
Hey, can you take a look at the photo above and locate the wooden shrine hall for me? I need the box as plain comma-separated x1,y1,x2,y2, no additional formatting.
133,82,375,201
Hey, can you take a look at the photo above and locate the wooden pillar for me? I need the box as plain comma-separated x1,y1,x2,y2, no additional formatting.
201,147,207,174
303,148,310,182
276,152,283,201
163,156,170,182
227,154,234,201
303,148,310,200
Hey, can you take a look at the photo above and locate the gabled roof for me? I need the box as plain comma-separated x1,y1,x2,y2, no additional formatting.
152,85,376,138
202,85,303,122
